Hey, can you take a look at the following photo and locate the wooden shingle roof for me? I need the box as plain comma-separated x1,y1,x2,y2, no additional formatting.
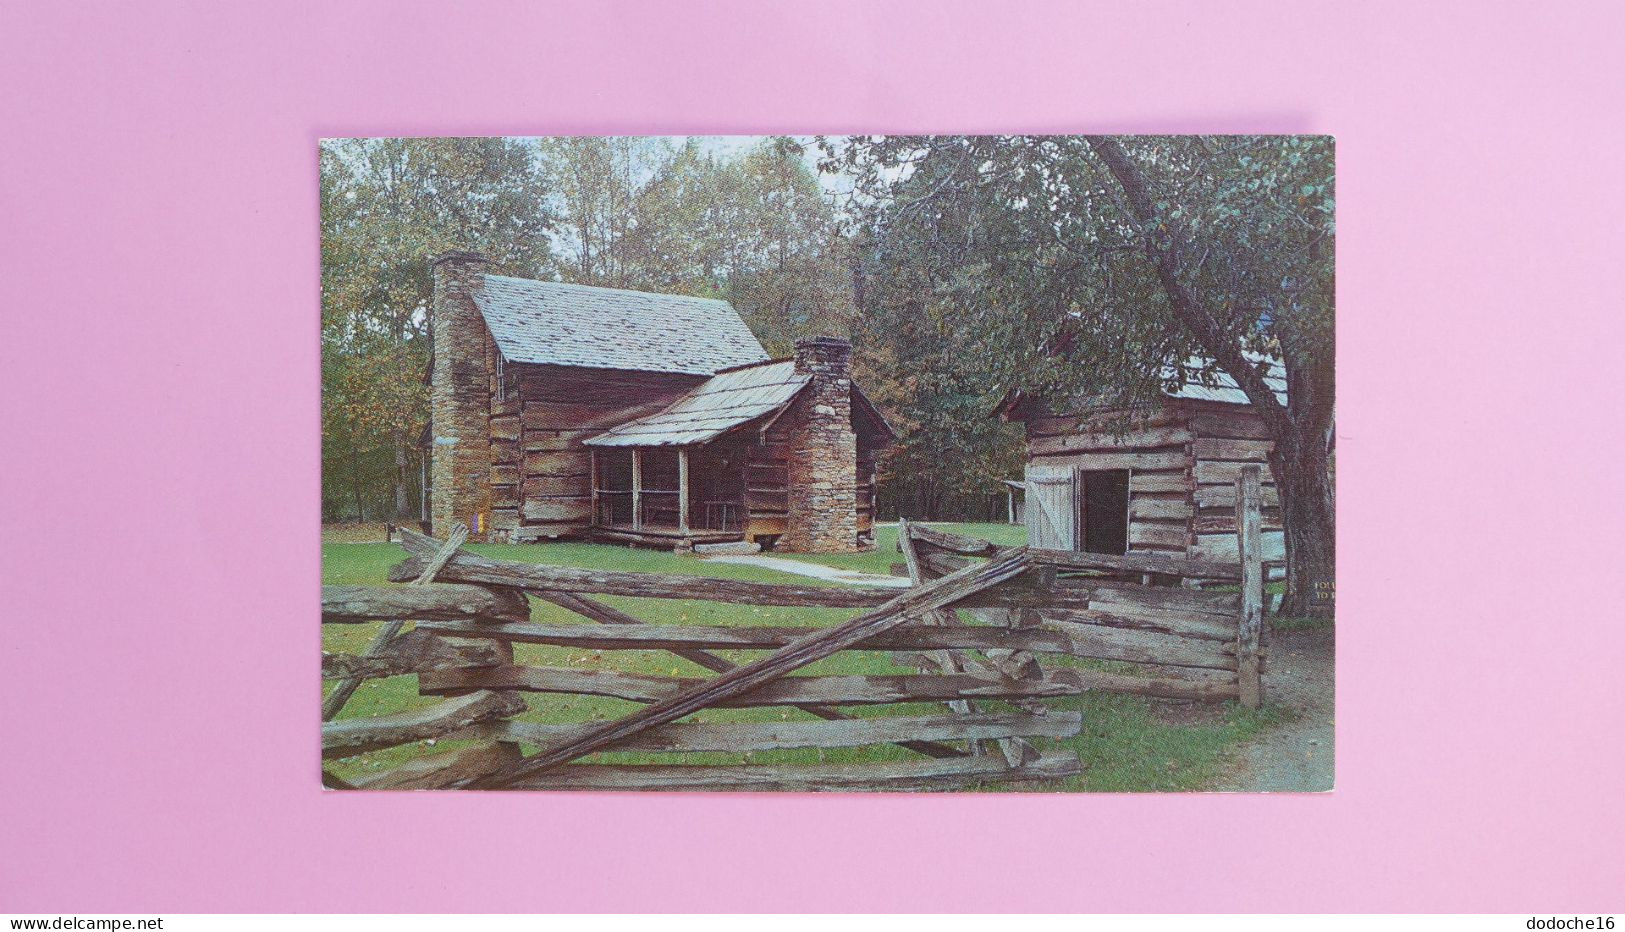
584,360,810,448
474,275,770,376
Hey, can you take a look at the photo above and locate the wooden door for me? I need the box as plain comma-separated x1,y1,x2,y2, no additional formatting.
1024,464,1077,550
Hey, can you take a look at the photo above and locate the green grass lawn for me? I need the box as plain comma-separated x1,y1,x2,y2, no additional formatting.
323,521,1282,791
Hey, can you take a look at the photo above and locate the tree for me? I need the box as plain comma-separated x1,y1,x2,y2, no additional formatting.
828,135,1335,615
538,136,665,289
538,136,854,353
840,193,1028,521
727,138,856,352
320,137,552,521
849,293,1027,520
618,139,742,297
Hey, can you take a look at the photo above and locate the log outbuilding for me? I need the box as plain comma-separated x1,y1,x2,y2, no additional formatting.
995,359,1287,569
427,250,892,553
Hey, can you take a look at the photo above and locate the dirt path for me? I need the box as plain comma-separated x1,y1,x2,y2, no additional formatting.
697,553,912,588
1212,625,1335,792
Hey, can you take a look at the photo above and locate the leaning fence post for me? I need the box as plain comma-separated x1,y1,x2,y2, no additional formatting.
322,523,469,721
896,518,922,583
1235,465,1264,709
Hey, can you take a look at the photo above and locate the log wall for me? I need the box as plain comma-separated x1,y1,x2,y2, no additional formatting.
1023,408,1196,557
1174,400,1286,564
494,364,703,541
743,422,791,541
1022,401,1285,565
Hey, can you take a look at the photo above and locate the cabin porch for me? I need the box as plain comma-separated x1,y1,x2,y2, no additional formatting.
588,446,761,548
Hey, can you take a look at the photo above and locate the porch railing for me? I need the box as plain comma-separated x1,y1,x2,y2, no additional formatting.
594,491,743,533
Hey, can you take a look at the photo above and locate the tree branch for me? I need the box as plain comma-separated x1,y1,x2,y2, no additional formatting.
1083,136,1293,436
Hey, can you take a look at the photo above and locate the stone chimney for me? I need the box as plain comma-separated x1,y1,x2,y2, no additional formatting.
780,337,860,553
429,250,493,539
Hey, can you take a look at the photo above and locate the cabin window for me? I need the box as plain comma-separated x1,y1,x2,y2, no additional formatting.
494,352,510,402
1078,469,1130,555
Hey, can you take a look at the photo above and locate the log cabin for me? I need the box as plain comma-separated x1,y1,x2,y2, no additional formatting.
994,358,1287,569
427,250,892,552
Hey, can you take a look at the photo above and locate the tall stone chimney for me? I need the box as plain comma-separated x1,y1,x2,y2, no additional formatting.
780,337,860,553
429,250,493,539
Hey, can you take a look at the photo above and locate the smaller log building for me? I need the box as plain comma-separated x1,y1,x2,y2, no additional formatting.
995,359,1288,568
428,250,892,553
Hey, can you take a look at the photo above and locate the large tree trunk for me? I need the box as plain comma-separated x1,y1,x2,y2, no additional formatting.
1086,136,1335,619
1271,433,1335,617
1274,312,1336,618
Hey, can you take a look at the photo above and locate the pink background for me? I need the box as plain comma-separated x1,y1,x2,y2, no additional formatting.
3,0,1622,913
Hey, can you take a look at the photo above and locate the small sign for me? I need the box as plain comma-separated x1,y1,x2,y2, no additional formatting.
1311,578,1336,606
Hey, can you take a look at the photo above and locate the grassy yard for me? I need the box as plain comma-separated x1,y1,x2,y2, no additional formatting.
323,522,1282,791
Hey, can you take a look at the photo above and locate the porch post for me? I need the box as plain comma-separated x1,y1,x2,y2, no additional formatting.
589,450,599,527
631,448,643,531
678,448,691,534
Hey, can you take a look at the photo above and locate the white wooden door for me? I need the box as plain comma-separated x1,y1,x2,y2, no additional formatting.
1024,464,1077,550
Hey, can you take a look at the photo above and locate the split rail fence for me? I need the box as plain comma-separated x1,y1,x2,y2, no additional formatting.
320,466,1268,791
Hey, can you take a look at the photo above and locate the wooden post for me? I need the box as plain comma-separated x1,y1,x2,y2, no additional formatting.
589,450,599,527
677,448,690,534
1235,464,1264,709
896,519,1016,760
631,448,643,531
897,517,923,584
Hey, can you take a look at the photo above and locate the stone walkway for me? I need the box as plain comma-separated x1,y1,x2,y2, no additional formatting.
698,553,912,588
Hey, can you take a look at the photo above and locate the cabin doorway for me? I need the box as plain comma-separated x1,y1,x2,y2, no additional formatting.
1078,469,1130,555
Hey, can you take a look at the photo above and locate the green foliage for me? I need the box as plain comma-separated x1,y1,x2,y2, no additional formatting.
825,134,1335,532
827,135,1335,415
320,137,554,519
849,294,1027,518
726,140,857,350
540,135,854,352
536,136,658,289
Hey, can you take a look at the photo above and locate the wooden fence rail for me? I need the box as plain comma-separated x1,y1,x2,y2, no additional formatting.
325,538,1084,790
896,464,1267,709
321,472,1265,791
